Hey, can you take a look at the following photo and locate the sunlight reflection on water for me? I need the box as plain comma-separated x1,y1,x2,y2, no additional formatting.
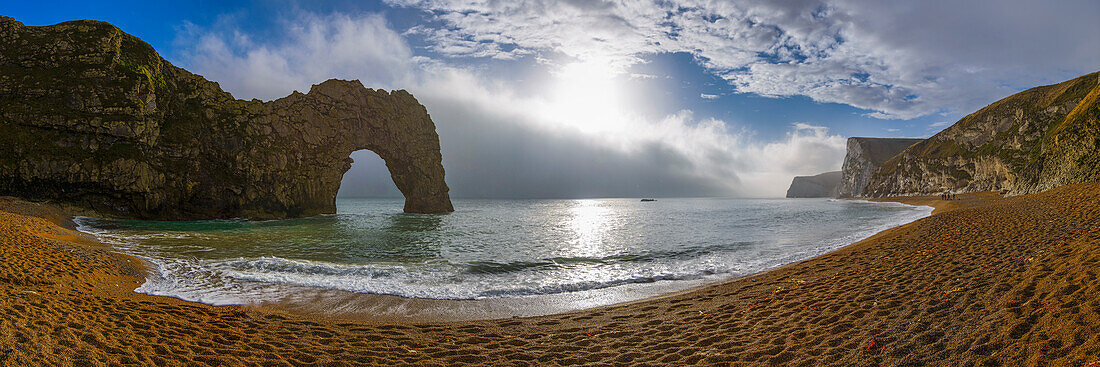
76,198,931,305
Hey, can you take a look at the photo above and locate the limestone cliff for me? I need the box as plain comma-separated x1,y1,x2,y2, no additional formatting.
785,171,842,198
836,138,923,198
865,71,1100,197
0,17,454,220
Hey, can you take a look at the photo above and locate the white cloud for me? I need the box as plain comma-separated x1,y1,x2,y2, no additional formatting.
734,123,847,197
700,93,718,100
928,121,952,130
176,13,415,100
411,66,847,197
176,11,847,198
387,0,1100,119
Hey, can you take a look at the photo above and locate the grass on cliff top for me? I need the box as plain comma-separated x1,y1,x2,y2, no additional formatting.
1048,81,1100,138
110,27,167,93
872,71,1100,183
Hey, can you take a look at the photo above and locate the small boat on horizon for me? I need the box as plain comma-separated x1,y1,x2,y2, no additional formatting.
640,199,657,202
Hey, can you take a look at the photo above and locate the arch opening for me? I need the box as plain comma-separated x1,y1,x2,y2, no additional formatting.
337,149,403,199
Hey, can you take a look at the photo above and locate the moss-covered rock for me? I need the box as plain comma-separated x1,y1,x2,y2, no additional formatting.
0,17,453,219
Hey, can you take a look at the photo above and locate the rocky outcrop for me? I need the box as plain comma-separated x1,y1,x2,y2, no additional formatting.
0,17,453,220
865,71,1100,197
837,138,923,198
785,171,842,198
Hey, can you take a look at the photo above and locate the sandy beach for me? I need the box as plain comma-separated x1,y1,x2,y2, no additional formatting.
2,184,1100,366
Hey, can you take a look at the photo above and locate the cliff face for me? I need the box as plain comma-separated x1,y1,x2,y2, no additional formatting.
785,171,842,198
865,71,1100,197
836,138,923,198
0,17,453,220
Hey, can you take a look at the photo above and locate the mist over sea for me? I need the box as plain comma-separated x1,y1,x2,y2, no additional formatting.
76,198,931,306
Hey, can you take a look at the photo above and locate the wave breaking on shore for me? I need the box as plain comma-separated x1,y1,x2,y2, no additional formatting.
74,198,931,308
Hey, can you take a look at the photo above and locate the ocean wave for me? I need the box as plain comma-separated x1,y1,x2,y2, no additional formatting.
75,198,935,305
140,255,733,300
463,244,756,275
213,257,405,278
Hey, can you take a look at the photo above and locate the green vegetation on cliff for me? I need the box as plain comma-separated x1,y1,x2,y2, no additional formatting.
865,71,1100,197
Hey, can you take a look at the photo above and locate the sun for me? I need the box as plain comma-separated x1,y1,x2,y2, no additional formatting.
544,60,629,135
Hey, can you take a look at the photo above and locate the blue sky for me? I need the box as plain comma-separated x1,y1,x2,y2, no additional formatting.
4,0,942,140
6,0,1100,197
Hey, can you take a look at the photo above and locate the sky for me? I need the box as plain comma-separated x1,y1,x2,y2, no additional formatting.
6,0,1100,198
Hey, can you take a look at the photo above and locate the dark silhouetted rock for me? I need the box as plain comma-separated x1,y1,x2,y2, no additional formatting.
786,171,842,198
0,17,453,219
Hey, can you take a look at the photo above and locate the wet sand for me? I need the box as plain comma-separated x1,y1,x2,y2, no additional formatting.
2,184,1100,366
254,276,714,323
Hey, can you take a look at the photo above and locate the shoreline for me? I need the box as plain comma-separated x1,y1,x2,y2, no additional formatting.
72,197,934,323
3,185,1099,365
0,196,945,324
256,198,934,322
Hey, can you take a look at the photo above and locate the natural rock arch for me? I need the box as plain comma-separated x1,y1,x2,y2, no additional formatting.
0,17,453,220
253,80,455,218
292,80,455,216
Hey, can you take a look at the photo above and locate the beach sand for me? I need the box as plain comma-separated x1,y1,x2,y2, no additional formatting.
2,184,1100,366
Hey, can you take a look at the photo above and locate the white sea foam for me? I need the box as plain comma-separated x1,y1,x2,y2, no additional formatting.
76,198,933,306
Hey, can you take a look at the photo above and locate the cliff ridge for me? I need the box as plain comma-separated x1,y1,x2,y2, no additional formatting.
865,71,1100,197
836,138,922,198
785,171,842,198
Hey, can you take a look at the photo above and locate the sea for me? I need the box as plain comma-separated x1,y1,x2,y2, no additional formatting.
75,198,932,307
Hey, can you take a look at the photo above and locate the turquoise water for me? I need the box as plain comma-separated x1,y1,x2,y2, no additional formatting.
76,198,931,305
